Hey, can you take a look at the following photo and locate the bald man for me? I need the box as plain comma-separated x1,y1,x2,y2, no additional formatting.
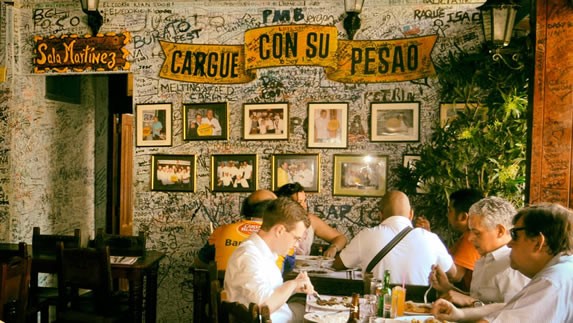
333,191,456,285
195,189,277,270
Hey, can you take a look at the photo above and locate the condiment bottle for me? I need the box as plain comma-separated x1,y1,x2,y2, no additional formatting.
346,293,360,323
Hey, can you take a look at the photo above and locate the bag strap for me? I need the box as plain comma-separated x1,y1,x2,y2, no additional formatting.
365,226,414,273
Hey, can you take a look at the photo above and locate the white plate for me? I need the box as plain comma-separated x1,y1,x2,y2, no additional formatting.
306,296,351,311
403,302,432,316
304,311,347,323
394,315,435,321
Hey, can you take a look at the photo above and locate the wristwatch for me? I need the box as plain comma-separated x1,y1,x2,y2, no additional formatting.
473,300,485,307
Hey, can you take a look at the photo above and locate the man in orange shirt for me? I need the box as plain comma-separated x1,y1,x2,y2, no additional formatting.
195,189,285,271
416,188,484,291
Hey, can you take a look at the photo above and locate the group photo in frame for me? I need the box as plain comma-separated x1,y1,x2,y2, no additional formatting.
402,154,428,194
150,154,196,192
210,154,258,193
370,102,420,142
333,154,387,197
136,103,172,147
439,102,486,128
183,102,229,140
271,154,320,192
243,103,289,140
307,102,348,149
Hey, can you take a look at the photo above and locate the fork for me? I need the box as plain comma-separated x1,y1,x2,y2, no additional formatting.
313,291,324,302
423,284,432,304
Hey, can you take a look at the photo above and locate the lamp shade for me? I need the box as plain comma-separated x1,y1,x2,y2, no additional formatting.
80,0,100,12
344,0,365,13
478,0,519,48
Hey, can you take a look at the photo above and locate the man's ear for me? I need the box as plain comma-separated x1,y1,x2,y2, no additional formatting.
534,232,547,253
496,224,506,238
457,212,469,222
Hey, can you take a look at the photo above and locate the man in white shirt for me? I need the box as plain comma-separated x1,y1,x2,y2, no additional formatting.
224,197,315,323
333,190,456,285
202,109,222,135
430,196,530,306
314,109,329,142
433,203,573,322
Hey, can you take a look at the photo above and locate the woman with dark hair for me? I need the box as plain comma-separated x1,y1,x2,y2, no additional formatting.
275,182,347,258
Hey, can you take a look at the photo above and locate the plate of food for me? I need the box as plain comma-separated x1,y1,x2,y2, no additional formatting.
306,295,352,311
304,311,347,323
403,301,433,315
295,255,335,268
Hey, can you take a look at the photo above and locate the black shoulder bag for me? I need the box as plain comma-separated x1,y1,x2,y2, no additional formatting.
365,226,414,273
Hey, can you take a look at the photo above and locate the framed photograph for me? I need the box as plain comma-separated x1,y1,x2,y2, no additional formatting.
210,154,258,192
307,102,348,148
402,154,428,194
271,154,320,192
333,154,387,197
136,103,172,147
439,102,485,127
243,103,289,140
150,154,196,192
370,102,420,142
183,102,229,140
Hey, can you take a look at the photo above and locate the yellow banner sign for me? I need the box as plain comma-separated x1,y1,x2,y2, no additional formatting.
159,25,437,84
159,42,255,84
33,33,131,73
326,36,437,83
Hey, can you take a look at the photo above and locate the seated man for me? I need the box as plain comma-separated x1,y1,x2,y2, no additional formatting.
433,203,573,322
430,196,530,306
224,197,315,322
194,189,276,271
333,190,456,285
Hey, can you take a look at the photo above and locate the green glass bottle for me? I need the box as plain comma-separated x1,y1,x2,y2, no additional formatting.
377,270,392,317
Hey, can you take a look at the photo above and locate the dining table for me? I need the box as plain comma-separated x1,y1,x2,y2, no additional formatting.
0,242,165,323
284,267,365,296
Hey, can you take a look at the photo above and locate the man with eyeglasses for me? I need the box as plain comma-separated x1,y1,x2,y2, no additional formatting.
432,203,573,322
429,197,529,307
225,197,315,322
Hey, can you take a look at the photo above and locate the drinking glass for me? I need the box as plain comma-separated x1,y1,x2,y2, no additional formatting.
391,286,406,318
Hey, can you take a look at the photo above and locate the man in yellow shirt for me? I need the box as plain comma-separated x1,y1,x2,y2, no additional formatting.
196,189,293,271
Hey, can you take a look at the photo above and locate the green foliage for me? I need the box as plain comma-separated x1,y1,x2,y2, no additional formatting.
394,45,529,242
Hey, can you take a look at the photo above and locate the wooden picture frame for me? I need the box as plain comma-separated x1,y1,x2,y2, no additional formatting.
183,102,229,140
271,154,320,192
150,154,196,192
307,102,348,149
370,102,420,142
243,103,289,140
136,103,172,147
333,154,387,197
439,102,484,127
210,154,258,192
402,154,428,194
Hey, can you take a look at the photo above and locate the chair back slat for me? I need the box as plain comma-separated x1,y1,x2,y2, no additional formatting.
57,242,114,315
32,227,82,258
0,256,32,323
93,229,146,257
0,242,29,262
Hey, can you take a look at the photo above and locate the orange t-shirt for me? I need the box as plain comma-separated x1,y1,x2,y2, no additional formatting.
449,231,480,291
208,219,290,271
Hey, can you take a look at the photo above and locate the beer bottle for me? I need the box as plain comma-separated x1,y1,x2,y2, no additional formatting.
346,293,360,323
377,270,392,317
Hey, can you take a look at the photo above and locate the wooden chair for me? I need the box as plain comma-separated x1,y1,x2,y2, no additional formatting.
29,227,82,322
0,242,29,262
56,242,129,323
208,261,226,322
0,256,31,323
92,229,146,257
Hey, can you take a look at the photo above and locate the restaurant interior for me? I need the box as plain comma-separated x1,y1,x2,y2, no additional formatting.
0,0,571,321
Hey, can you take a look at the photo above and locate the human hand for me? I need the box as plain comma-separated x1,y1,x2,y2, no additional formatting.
429,264,452,293
414,215,431,231
323,245,338,258
440,290,478,308
295,271,315,295
432,299,464,321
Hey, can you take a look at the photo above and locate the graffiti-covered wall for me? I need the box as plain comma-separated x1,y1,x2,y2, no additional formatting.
3,0,485,321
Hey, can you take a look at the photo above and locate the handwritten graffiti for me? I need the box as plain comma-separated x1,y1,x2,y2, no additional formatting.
262,8,305,24
32,8,80,31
